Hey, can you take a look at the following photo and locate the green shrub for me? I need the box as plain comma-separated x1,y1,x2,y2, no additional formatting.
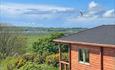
61,53,69,62
21,53,48,64
19,62,40,70
45,54,59,67
0,53,60,70
0,56,18,70
22,53,36,62
32,32,64,54
15,56,26,69
0,57,58,70
19,62,58,70
0,35,27,60
45,53,68,67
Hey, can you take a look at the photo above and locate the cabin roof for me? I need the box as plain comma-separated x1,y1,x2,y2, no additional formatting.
54,25,115,47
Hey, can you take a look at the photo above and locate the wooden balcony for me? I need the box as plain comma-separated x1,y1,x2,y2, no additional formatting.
59,44,71,70
59,61,69,70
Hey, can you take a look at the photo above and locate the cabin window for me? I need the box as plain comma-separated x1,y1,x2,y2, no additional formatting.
78,48,89,64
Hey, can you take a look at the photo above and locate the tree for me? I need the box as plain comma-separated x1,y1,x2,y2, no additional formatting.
0,24,27,60
32,32,64,54
32,32,65,63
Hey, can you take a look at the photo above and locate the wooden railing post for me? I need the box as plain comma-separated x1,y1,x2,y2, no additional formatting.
64,64,67,70
59,45,62,70
59,45,61,61
59,63,62,70
68,44,71,70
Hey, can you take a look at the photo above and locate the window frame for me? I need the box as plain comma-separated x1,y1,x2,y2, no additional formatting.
78,48,89,64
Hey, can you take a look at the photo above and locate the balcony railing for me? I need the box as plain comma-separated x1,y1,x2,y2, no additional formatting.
58,44,71,70
60,61,69,70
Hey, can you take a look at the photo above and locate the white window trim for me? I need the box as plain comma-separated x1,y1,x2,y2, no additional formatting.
79,61,90,65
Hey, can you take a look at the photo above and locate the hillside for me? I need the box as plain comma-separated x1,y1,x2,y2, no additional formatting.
0,25,87,35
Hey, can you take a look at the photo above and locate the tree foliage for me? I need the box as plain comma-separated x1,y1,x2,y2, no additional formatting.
0,25,27,60
45,53,68,67
32,33,65,63
0,54,58,70
19,62,58,70
32,32,64,54
0,25,67,70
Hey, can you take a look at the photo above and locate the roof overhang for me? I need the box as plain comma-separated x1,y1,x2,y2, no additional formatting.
54,39,115,48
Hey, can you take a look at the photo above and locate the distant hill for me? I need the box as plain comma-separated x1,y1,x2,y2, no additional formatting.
0,23,87,35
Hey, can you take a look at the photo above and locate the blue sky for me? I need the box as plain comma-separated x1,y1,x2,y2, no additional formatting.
0,0,115,28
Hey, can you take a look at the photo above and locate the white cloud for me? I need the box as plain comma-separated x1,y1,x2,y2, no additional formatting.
0,3,76,19
65,16,97,24
65,16,115,28
86,1,105,17
65,1,115,24
0,3,74,12
103,9,115,18
89,1,98,9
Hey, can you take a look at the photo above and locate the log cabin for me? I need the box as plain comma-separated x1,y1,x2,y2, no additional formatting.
54,25,115,70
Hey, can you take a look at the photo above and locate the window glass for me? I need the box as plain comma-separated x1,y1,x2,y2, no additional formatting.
78,48,89,63
79,49,83,61
85,49,89,63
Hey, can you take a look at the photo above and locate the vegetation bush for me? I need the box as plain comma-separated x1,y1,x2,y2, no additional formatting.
32,32,64,54
0,56,58,70
61,53,69,61
45,53,68,67
0,32,67,70
0,34,27,60
22,53,37,62
45,53,59,67
0,24,83,69
21,53,46,64
0,56,18,70
0,54,35,70
32,33,65,64
19,62,58,70
15,56,26,69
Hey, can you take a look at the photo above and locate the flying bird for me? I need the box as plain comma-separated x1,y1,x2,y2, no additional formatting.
80,11,83,16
